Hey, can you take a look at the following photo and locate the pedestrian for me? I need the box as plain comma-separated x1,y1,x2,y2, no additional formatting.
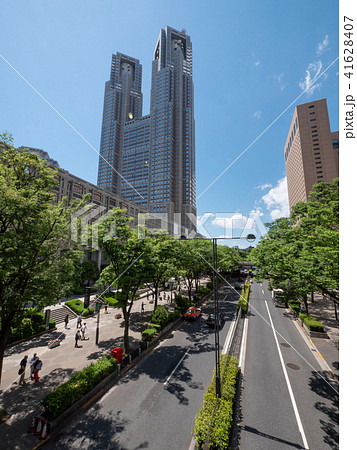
29,353,38,380
300,305,304,314
81,323,87,340
18,355,28,385
75,330,80,347
77,314,82,328
168,295,171,303
141,302,144,313
64,314,69,329
104,304,108,314
163,293,166,300
33,359,42,383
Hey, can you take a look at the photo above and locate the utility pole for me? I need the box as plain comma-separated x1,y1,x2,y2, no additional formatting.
212,238,221,398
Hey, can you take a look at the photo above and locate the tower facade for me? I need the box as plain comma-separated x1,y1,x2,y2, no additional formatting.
97,53,143,196
284,98,339,210
97,27,196,235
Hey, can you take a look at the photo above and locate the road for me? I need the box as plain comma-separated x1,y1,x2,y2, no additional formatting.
238,280,339,449
45,283,240,450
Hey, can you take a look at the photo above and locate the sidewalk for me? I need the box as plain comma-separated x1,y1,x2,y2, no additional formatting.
306,293,339,378
0,286,187,449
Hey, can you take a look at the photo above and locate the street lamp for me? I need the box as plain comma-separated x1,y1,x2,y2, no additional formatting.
180,233,256,398
211,235,255,398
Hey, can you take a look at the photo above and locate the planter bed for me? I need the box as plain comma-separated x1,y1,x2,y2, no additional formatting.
300,320,329,339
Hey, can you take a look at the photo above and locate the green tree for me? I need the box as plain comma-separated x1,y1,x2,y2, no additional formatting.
145,234,179,308
95,209,150,353
0,136,83,384
250,180,339,315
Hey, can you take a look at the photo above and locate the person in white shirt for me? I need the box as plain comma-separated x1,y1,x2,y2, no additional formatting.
81,323,87,340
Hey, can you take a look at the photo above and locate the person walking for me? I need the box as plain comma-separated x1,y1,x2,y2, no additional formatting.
29,353,38,380
64,314,69,329
104,304,108,314
141,302,144,313
81,323,87,340
77,314,82,328
75,330,80,347
33,359,42,383
18,355,28,385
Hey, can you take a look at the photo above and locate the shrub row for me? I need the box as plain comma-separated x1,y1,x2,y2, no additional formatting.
141,305,182,342
65,299,94,317
7,309,56,344
42,355,117,420
237,280,250,313
174,295,192,314
299,313,325,332
193,354,239,449
194,286,212,302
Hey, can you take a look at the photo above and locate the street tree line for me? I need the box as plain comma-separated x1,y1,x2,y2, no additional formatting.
249,179,339,316
0,136,244,384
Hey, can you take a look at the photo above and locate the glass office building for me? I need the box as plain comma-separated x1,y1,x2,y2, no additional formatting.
97,26,196,235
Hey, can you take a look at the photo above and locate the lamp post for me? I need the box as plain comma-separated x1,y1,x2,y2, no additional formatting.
180,233,256,398
212,234,255,398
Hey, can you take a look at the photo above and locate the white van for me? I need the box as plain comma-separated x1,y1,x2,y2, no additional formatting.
272,288,286,307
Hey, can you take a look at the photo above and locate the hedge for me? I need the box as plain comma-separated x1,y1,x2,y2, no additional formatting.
65,299,93,317
151,305,169,329
6,310,56,344
237,280,250,313
142,328,156,342
174,295,192,313
299,313,325,332
193,354,239,449
42,355,117,420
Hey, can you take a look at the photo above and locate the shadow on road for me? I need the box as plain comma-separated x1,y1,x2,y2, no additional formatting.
43,403,136,450
308,371,339,449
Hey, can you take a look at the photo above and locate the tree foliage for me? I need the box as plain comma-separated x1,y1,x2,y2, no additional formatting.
0,136,83,384
249,179,339,312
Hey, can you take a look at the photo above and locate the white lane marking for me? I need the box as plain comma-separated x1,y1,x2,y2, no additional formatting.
164,349,190,386
262,289,265,295
238,316,249,375
222,317,236,354
265,301,309,450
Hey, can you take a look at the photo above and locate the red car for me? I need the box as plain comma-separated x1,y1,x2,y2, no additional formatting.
184,307,202,320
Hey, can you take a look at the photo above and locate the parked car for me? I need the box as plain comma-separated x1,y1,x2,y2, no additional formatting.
183,306,202,321
206,313,224,328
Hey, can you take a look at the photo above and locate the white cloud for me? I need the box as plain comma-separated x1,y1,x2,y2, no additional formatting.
212,213,248,229
253,110,262,119
262,177,289,220
252,52,261,67
257,183,272,190
299,60,325,96
316,35,329,55
274,73,288,91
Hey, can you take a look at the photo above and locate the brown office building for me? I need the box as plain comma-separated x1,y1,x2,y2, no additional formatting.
284,98,339,210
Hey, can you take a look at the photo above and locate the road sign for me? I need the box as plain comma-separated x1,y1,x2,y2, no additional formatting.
95,302,101,313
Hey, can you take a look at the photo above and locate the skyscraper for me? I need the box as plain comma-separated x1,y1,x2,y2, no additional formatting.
284,98,339,210
97,26,196,235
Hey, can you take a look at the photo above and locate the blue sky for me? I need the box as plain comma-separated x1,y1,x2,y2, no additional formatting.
0,0,339,247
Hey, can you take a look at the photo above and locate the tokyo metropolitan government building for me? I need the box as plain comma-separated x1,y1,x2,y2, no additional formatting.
97,26,196,235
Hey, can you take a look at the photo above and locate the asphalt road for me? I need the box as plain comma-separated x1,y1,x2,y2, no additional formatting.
45,283,241,450
238,280,339,449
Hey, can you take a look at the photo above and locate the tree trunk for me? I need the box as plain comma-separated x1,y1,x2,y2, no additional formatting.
303,294,309,315
154,282,159,309
334,300,338,321
310,292,314,303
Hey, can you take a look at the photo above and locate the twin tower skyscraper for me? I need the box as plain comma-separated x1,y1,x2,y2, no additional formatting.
97,26,196,235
